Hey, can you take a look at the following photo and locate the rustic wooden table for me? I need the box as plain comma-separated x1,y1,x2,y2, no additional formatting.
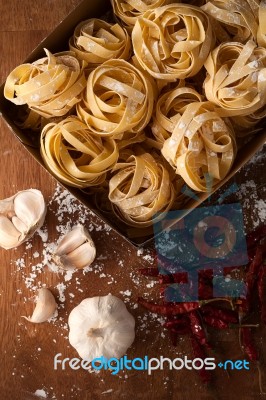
0,1,265,399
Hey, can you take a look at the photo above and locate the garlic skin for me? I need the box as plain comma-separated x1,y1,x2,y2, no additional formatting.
68,294,135,361
22,288,57,323
0,189,46,249
54,225,96,270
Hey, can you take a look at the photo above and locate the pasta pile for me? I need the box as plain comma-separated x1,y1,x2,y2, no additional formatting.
4,1,266,234
132,4,213,80
40,117,119,188
76,59,157,137
69,19,131,65
4,49,87,118
109,151,176,227
161,101,236,191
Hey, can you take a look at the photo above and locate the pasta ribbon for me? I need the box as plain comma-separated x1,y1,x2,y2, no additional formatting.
161,101,236,192
4,49,87,118
257,0,266,46
230,106,266,135
77,59,156,137
109,152,176,227
111,0,171,31
16,107,42,132
116,130,146,150
69,18,131,65
151,86,203,149
132,4,213,80
201,0,258,44
40,116,118,188
204,40,266,117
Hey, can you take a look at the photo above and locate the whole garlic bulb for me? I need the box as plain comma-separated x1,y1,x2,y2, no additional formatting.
0,189,46,249
53,225,96,270
68,294,135,361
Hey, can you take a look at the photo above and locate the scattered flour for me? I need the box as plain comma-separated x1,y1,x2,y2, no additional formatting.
34,389,47,398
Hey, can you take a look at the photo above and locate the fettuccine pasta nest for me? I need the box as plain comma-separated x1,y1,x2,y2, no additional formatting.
40,116,118,188
109,152,176,227
69,18,132,65
161,101,237,192
4,49,87,118
77,59,156,137
150,87,203,150
204,40,266,117
111,0,171,30
201,0,259,44
132,4,213,80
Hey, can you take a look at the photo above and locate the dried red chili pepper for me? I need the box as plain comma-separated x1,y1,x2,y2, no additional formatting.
138,297,230,316
246,225,266,251
190,336,212,384
138,297,200,315
203,315,230,329
201,305,238,324
240,327,258,361
189,311,209,347
164,313,189,345
245,240,265,311
258,263,266,324
163,315,189,329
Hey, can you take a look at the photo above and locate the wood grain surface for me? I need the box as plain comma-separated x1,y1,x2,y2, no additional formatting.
0,1,265,400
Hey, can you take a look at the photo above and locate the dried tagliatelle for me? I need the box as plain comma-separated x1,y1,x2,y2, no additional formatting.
132,4,213,80
16,107,42,132
77,59,156,137
108,152,176,228
230,105,266,136
69,18,131,66
257,0,266,46
116,130,146,150
40,116,118,188
201,0,259,44
111,0,171,30
149,87,203,150
161,101,236,192
204,40,266,117
4,49,86,118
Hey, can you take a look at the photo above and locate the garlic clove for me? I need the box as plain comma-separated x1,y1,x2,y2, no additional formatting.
12,216,28,234
61,241,96,270
55,225,88,256
54,225,96,270
14,189,46,228
0,198,14,216
0,189,47,250
0,215,21,249
22,288,57,323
